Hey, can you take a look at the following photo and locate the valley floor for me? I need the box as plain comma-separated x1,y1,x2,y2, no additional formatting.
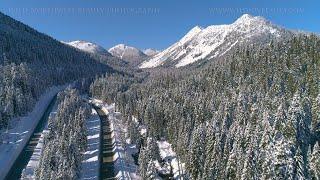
1,97,187,180
93,100,140,180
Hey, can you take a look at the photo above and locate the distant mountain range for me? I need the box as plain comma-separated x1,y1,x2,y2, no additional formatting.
140,14,295,68
63,14,305,69
63,41,157,66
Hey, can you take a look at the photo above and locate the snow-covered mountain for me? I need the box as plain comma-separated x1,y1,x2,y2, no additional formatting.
108,44,148,65
143,49,160,57
140,14,292,68
63,40,111,56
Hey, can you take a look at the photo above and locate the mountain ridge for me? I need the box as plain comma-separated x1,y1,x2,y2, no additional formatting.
63,40,112,56
108,44,148,65
140,14,293,68
143,48,160,56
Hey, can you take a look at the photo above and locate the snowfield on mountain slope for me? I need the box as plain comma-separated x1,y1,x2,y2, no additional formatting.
140,14,291,68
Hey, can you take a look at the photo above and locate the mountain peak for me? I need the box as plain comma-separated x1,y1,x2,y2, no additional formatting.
234,14,268,25
191,25,203,32
64,40,110,55
108,44,147,65
140,14,291,68
237,14,254,20
71,40,87,44
113,44,127,49
179,25,203,44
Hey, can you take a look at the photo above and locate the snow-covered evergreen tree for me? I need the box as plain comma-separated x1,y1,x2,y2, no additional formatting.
90,34,320,179
35,88,90,180
309,143,320,179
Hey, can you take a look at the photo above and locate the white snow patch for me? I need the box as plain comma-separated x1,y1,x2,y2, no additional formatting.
139,126,147,136
157,140,186,179
88,134,99,140
79,108,101,180
131,115,188,179
85,156,98,163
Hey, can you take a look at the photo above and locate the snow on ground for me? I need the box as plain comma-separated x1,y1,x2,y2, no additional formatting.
20,97,101,180
21,131,47,179
93,100,140,180
90,98,103,105
92,100,187,179
132,116,187,179
132,116,146,137
0,85,67,179
79,108,101,180
157,141,186,179
21,101,59,179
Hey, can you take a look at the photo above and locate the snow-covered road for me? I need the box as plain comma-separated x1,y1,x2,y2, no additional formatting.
0,86,66,180
20,100,59,179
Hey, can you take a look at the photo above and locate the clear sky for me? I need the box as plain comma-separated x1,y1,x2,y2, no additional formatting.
0,0,319,50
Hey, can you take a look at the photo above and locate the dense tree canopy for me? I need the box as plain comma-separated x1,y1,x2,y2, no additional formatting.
35,88,90,180
91,34,320,179
0,12,113,129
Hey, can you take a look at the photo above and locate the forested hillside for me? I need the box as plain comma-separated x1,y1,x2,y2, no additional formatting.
0,12,113,129
1,7,319,180
34,88,90,179
91,34,320,179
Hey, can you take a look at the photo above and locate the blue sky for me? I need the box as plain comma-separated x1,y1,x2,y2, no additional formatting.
0,0,319,50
